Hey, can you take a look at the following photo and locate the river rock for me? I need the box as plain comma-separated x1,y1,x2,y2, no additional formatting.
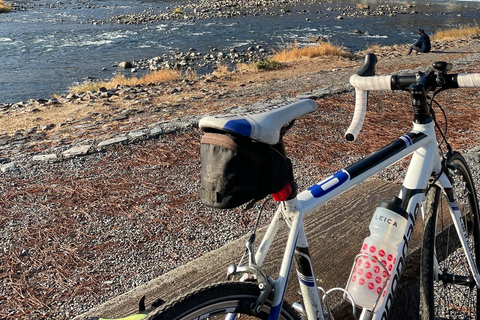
0,161,18,173
119,61,134,69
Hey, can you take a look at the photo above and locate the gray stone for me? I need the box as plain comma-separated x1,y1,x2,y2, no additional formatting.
49,97,59,105
0,138,9,146
26,127,38,134
66,93,78,100
62,145,92,158
297,87,331,100
111,114,128,121
128,131,148,140
97,136,128,148
118,61,133,69
150,126,163,136
32,154,58,161
1,162,17,173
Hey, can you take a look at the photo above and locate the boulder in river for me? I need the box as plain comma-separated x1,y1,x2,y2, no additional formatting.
118,61,134,69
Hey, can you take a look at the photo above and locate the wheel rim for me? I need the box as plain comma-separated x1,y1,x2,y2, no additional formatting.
432,160,479,319
175,295,295,320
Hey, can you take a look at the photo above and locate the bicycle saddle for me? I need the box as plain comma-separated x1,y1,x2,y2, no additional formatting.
199,99,318,144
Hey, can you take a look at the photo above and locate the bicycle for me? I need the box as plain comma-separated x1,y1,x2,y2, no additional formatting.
123,53,479,320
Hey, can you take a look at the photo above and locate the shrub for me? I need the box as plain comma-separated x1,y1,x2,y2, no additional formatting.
432,25,480,41
255,59,284,70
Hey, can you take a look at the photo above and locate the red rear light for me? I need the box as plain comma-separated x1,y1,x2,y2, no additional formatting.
273,182,292,202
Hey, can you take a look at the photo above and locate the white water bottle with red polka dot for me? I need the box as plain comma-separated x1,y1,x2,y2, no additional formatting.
346,197,408,310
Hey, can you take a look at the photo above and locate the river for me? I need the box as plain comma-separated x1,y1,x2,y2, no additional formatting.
0,0,479,104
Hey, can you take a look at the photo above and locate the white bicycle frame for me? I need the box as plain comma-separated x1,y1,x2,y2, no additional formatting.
251,119,480,320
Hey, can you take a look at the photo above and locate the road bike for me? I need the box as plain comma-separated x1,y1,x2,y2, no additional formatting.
115,53,480,320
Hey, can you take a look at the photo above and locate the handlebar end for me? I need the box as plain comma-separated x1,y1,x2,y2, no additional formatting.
345,133,355,142
356,53,377,77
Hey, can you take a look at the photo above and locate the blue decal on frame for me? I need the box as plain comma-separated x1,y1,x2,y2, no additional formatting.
268,304,282,320
400,134,413,147
308,170,349,198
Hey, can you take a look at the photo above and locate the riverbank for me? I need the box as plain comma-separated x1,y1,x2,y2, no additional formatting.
3,0,480,104
1,37,480,319
0,36,477,160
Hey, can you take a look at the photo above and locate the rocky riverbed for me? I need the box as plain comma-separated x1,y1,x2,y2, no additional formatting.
1,37,480,319
98,0,437,25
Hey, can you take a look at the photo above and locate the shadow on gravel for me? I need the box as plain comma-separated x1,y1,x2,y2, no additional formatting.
431,50,478,54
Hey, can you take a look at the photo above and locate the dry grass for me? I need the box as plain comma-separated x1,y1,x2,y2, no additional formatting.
272,42,352,63
360,42,405,55
236,62,259,73
432,25,480,41
0,100,122,133
211,63,230,77
0,0,11,13
70,69,182,94
217,42,351,74
356,3,369,10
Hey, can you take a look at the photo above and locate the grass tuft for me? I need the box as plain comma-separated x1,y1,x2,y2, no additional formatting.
432,25,480,41
211,63,230,76
361,42,404,54
236,62,259,73
0,0,11,13
357,3,369,10
272,42,351,62
70,69,181,93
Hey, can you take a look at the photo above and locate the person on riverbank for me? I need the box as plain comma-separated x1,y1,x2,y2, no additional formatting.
406,29,431,55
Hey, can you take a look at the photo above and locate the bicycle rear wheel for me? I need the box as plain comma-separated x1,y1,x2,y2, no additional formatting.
145,282,301,320
420,152,480,319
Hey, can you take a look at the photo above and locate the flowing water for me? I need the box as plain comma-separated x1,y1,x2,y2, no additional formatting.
0,0,479,104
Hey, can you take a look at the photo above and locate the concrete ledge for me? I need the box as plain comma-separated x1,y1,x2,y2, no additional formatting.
76,179,422,319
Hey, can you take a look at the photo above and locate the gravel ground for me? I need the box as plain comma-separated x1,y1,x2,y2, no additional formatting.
1,40,480,319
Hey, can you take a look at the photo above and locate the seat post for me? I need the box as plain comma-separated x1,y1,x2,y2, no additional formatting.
273,137,287,157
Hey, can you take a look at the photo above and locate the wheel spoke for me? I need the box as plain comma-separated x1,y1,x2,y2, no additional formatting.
420,152,480,320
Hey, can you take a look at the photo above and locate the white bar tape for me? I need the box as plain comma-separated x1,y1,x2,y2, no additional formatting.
349,74,392,91
457,73,480,88
345,88,367,141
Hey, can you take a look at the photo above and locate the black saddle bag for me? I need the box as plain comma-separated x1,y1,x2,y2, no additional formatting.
200,132,293,209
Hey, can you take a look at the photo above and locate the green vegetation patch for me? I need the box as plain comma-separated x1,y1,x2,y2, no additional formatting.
255,59,284,71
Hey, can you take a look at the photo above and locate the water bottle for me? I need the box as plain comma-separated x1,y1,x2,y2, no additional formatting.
346,197,408,310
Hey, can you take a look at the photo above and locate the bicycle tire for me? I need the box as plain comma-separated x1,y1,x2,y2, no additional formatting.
420,151,480,319
144,282,302,320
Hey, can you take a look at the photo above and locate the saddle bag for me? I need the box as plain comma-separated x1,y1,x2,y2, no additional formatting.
200,131,292,209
